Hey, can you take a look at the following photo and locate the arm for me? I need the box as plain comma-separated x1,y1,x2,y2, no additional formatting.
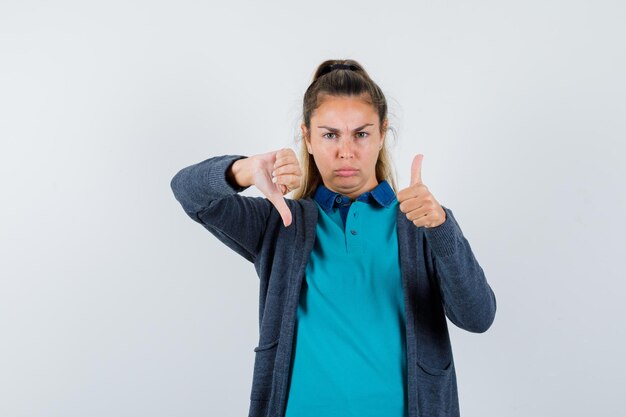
170,154,272,263
424,205,497,333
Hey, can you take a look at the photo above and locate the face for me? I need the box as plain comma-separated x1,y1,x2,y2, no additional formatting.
302,94,387,200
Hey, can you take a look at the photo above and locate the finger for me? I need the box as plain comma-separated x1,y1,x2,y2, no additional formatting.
415,209,440,228
274,148,295,163
272,174,301,191
267,187,292,226
411,216,429,228
272,164,301,178
405,208,431,229
410,154,424,186
272,164,299,175
274,154,298,169
398,197,424,214
396,187,415,203
396,183,427,203
275,147,292,158
405,204,431,222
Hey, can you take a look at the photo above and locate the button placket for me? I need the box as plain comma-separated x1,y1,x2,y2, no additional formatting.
345,202,363,253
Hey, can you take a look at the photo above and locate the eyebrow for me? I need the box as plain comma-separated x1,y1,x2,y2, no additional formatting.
317,123,374,132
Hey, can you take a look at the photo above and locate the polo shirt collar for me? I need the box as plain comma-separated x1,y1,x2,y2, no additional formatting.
313,180,396,212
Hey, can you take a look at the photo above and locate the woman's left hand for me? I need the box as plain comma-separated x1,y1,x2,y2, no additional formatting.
397,154,447,228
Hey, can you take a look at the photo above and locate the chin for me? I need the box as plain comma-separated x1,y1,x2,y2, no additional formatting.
332,181,362,193
332,177,359,186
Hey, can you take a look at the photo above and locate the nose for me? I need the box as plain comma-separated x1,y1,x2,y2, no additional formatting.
338,137,354,159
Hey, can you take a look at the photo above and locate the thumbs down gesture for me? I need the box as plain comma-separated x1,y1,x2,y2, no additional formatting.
397,154,447,228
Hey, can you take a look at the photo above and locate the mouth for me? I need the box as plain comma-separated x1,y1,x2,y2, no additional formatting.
335,168,359,177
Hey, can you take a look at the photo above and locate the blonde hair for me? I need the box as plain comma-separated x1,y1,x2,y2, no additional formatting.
292,59,397,200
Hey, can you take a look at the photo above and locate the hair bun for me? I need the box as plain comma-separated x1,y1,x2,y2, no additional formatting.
319,63,358,77
329,63,356,71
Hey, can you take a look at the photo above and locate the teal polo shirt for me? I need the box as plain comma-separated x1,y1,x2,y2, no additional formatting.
284,180,408,417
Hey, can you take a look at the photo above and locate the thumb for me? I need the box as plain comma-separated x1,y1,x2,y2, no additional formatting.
267,187,293,227
410,154,424,185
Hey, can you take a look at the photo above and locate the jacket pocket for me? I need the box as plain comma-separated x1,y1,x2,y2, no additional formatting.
253,339,279,352
250,339,280,401
417,358,452,376
415,359,457,417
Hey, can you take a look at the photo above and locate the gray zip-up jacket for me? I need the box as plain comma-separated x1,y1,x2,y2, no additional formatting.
170,154,497,417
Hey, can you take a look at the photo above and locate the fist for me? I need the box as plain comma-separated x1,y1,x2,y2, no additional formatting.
271,148,302,195
251,148,302,227
396,154,446,228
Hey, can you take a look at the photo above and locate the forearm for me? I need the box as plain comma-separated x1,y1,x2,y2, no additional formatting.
425,206,497,333
170,155,249,217
170,154,272,263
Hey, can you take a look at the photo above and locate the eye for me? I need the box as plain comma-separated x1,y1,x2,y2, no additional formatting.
355,132,369,139
323,132,337,139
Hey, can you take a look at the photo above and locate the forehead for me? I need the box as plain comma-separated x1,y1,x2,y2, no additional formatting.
312,94,378,125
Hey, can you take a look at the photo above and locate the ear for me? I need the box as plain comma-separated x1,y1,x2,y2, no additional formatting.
301,123,312,154
379,119,388,148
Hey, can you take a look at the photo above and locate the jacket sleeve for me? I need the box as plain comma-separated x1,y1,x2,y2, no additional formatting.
424,205,497,333
170,154,273,264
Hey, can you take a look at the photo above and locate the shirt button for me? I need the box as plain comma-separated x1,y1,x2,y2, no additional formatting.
350,230,358,235
335,196,342,203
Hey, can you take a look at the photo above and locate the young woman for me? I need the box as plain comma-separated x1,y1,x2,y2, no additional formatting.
170,59,496,417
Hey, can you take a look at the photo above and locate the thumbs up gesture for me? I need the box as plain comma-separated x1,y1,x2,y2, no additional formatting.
397,154,446,228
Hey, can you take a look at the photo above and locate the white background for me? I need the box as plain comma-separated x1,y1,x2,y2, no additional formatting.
1,0,625,416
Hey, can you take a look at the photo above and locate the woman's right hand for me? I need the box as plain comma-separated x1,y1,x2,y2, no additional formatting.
229,148,302,227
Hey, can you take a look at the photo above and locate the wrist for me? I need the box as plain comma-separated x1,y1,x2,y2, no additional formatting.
230,157,256,188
